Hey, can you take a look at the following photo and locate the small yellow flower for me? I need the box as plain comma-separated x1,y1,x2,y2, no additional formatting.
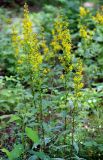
69,65,73,71
60,74,64,79
80,7,89,17
51,16,72,73
43,68,50,74
80,26,87,39
41,41,49,54
18,59,23,64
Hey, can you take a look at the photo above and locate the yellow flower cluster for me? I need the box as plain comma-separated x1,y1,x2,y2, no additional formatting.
51,16,72,72
23,3,32,40
12,3,43,75
60,74,64,80
28,34,43,73
51,20,62,53
80,25,94,40
23,3,43,73
43,68,50,75
80,7,89,17
80,26,87,39
12,4,84,99
23,4,43,72
74,59,83,97
93,12,103,25
41,39,49,55
51,17,71,49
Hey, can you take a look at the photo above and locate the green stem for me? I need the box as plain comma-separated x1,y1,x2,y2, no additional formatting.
71,108,75,159
70,98,77,159
39,84,45,150
64,73,68,149
30,74,36,108
21,91,27,149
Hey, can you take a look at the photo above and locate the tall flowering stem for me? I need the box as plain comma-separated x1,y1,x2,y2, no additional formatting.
12,3,45,148
51,16,73,152
22,5,43,132
71,59,83,157
23,3,45,146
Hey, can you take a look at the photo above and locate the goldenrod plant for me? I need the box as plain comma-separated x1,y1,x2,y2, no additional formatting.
51,16,71,149
50,15,84,158
70,59,84,157
12,3,46,151
14,5,84,157
78,5,103,85
1,2,103,160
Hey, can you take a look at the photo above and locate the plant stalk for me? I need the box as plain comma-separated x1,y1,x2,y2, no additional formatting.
39,85,45,150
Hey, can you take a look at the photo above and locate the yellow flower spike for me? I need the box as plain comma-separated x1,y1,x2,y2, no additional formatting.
12,3,43,76
24,3,29,19
51,15,72,73
69,65,73,71
23,3,33,43
60,74,64,80
17,59,23,65
41,39,49,55
93,12,103,25
80,26,87,39
22,4,43,74
74,59,83,97
43,68,50,75
52,29,55,35
80,7,89,17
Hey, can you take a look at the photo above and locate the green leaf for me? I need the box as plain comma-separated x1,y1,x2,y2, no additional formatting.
9,115,21,123
2,144,23,160
25,127,39,143
52,158,64,160
74,155,86,160
98,144,103,151
73,142,79,153
2,148,10,158
84,141,97,147
34,151,50,160
28,155,38,160
10,144,24,160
